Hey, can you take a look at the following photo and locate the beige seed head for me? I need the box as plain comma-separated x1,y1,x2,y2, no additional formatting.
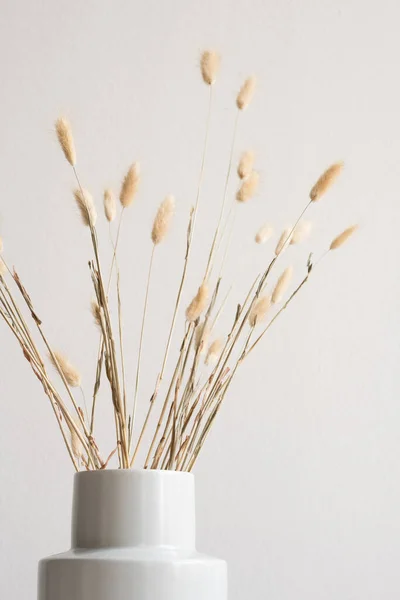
205,338,223,366
236,171,259,203
290,221,312,245
255,223,273,244
272,266,293,304
186,283,209,322
73,188,97,227
0,258,6,277
91,299,102,329
310,162,343,202
275,227,292,255
194,320,210,355
249,295,271,327
69,419,83,459
330,225,358,250
237,150,255,180
55,117,76,166
103,189,116,222
236,75,256,110
50,350,82,387
120,162,140,208
200,50,220,85
152,195,175,245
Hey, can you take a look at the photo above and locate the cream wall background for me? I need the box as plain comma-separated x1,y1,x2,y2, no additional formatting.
0,0,399,598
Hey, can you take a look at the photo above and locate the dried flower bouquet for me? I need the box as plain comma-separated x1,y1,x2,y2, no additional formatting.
0,51,357,472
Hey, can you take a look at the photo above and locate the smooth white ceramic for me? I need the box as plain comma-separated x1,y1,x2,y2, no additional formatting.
38,470,227,600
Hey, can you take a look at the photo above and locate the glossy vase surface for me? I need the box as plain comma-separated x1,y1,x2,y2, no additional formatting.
38,469,227,600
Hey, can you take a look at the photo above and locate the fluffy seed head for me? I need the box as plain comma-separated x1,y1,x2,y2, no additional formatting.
236,171,259,203
237,150,255,179
237,75,256,110
195,320,210,354
330,225,358,250
73,188,97,227
152,195,175,245
69,419,83,459
120,162,140,208
91,299,102,329
50,350,82,387
186,283,209,322
0,258,6,277
290,221,312,245
249,295,271,327
272,266,293,304
55,117,76,166
275,227,292,255
310,162,343,202
200,50,220,85
205,338,223,366
255,223,273,244
103,189,116,222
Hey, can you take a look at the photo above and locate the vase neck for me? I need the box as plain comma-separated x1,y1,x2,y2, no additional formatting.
71,470,196,549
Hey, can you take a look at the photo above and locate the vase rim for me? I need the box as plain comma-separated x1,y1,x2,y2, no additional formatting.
74,468,194,479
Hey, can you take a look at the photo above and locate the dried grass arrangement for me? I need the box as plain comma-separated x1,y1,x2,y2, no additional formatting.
0,51,357,472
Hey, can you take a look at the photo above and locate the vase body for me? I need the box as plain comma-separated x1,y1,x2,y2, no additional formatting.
38,470,227,600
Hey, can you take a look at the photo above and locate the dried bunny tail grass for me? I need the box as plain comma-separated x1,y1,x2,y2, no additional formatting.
290,220,312,245
186,283,209,322
55,117,76,166
255,223,273,244
237,150,255,179
272,266,293,304
200,50,220,85
91,299,102,329
50,350,82,387
120,162,140,208
330,225,358,250
249,294,271,327
73,188,97,227
194,320,210,354
151,195,175,245
310,162,344,202
0,257,6,277
104,189,116,222
69,418,83,458
236,75,256,110
205,338,223,365
236,171,259,203
275,227,292,255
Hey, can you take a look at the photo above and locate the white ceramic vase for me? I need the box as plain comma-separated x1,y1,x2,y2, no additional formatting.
38,469,227,600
